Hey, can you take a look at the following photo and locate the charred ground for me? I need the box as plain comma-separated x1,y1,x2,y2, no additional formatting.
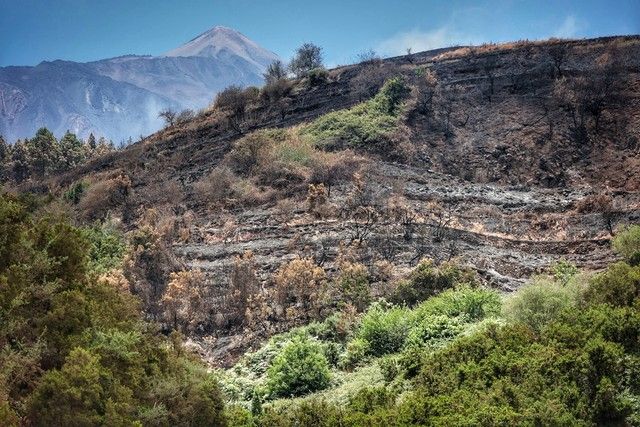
27,35,640,365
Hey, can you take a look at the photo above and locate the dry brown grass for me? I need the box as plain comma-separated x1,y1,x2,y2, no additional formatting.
193,166,235,207
78,173,132,220
433,39,572,61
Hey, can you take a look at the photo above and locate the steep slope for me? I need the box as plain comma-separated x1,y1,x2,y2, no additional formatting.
44,36,640,365
0,26,279,142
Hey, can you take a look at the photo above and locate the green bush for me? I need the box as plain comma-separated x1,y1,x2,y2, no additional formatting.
81,221,126,273
356,302,411,356
550,259,579,285
302,77,409,148
64,181,88,204
339,337,369,370
378,355,401,383
503,277,580,332
585,261,640,307
391,260,477,306
265,336,331,398
307,67,329,86
336,263,371,311
0,193,226,425
376,77,411,115
413,286,501,322
225,404,254,427
240,226,640,426
613,225,640,266
405,314,466,349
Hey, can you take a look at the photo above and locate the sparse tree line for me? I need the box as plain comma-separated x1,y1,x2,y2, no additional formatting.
0,128,116,183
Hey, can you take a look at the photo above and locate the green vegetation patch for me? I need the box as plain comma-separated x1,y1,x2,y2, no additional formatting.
0,193,225,426
302,77,409,147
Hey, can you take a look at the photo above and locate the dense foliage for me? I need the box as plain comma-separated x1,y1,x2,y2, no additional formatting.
265,337,331,398
0,193,225,426
219,226,640,426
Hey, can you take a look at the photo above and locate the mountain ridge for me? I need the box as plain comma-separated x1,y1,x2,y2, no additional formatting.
0,25,280,143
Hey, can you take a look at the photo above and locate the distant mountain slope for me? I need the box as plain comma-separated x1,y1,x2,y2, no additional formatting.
163,26,278,69
0,26,279,143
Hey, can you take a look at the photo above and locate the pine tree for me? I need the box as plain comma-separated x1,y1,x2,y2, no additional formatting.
0,135,8,181
87,133,97,150
26,128,59,177
58,131,86,171
0,135,7,163
10,140,30,182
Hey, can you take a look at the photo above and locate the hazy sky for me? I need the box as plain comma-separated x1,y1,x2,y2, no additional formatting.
1,0,638,67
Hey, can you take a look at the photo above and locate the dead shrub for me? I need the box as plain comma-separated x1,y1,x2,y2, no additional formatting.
123,208,182,315
245,291,276,335
307,183,327,216
575,193,614,213
351,61,394,100
261,78,294,104
574,192,618,234
213,85,259,133
231,179,277,206
161,269,206,333
142,179,183,206
274,197,299,224
309,150,361,197
225,251,260,327
273,258,327,322
78,174,132,221
97,269,132,295
227,129,282,174
194,166,235,206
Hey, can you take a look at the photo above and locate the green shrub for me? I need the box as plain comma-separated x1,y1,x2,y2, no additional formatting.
348,386,395,414
307,68,329,86
64,181,88,204
413,286,501,322
260,398,345,427
265,336,331,398
613,225,640,266
405,314,466,348
391,259,477,306
378,355,401,383
356,302,411,356
585,261,640,307
0,193,226,425
81,221,126,273
376,77,411,115
339,337,369,370
242,237,640,426
503,277,580,332
550,259,579,285
302,77,409,148
225,404,254,427
336,263,371,311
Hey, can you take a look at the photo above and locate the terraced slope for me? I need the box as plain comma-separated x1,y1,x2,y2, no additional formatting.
41,36,640,366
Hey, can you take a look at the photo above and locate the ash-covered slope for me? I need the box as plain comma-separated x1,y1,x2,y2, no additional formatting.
45,36,640,364
0,26,279,143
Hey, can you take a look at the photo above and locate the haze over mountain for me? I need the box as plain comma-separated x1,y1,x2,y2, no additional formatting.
0,26,279,143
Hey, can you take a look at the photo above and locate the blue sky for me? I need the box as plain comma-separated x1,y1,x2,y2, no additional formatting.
0,0,638,67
